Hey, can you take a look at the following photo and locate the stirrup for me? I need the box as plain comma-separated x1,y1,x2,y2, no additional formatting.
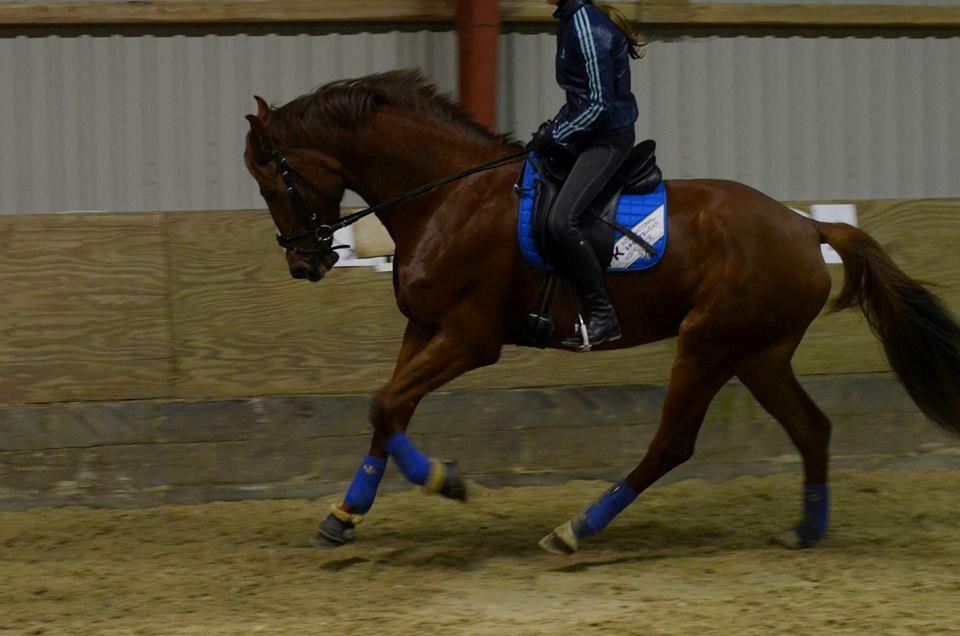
562,314,592,351
563,280,592,351
561,313,622,352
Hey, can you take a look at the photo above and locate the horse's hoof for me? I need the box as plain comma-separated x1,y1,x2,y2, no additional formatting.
773,529,804,549
438,461,468,502
772,525,824,550
312,513,356,548
539,520,578,555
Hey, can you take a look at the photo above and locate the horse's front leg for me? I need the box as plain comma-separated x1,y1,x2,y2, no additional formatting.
315,318,499,547
314,322,430,546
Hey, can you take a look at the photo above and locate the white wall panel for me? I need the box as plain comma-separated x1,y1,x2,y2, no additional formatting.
0,27,958,213
0,28,458,213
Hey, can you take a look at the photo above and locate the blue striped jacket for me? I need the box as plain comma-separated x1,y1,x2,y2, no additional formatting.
547,0,638,146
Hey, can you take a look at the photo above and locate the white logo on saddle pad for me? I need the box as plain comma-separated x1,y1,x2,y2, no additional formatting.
610,205,665,270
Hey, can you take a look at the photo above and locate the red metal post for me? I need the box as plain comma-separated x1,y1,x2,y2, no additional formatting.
457,0,501,131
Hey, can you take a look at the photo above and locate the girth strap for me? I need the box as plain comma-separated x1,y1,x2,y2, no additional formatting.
524,272,560,348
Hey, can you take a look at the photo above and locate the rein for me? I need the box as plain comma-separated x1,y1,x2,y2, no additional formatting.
259,147,529,257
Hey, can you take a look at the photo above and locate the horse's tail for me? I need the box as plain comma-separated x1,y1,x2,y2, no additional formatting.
818,221,960,436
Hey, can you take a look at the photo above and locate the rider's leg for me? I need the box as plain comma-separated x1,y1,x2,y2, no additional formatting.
546,127,635,349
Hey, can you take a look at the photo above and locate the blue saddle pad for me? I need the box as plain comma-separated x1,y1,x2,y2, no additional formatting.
517,159,668,272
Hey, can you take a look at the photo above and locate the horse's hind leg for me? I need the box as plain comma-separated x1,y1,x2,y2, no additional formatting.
736,334,833,548
540,324,739,554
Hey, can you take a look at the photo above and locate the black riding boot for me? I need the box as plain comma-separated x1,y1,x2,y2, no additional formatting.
560,238,621,350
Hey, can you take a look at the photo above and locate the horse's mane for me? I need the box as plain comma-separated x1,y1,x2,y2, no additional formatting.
268,69,517,146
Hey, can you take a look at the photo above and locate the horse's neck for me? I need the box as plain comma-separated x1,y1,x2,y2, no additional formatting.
334,111,510,242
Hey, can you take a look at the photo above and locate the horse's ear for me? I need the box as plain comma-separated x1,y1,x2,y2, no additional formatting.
254,95,269,119
245,114,272,159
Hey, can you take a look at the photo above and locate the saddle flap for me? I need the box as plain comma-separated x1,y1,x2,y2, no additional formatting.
533,169,563,266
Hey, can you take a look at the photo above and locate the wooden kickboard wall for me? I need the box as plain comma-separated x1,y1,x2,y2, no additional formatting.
1,198,958,406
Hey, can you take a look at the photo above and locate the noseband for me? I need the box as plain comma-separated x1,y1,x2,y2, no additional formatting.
257,149,347,258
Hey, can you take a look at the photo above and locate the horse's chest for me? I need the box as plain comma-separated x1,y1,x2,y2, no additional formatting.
393,262,453,324
392,244,480,324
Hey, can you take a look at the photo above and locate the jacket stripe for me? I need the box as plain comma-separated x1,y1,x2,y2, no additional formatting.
580,9,602,103
554,8,605,140
555,10,600,138
555,12,598,137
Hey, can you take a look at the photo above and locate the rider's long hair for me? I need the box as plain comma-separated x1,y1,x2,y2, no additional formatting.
596,3,647,60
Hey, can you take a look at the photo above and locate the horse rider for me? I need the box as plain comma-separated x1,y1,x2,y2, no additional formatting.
527,0,645,349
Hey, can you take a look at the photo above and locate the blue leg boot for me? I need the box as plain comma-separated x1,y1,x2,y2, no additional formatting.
385,433,467,501
313,454,387,548
540,480,638,555
776,483,830,549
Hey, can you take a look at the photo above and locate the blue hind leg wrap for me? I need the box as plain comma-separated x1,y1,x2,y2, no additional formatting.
343,454,388,514
795,483,830,546
384,433,432,486
572,480,639,539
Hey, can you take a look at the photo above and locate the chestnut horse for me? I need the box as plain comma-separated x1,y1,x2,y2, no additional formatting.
243,70,960,554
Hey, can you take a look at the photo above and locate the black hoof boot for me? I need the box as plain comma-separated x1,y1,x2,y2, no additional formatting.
312,512,356,548
438,461,468,502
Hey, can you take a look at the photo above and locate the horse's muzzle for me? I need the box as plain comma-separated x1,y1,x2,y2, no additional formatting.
290,260,324,282
289,251,339,282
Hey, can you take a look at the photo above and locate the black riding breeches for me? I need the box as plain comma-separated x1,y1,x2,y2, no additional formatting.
546,126,635,303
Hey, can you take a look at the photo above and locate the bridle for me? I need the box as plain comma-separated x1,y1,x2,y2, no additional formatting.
256,148,347,258
256,141,530,260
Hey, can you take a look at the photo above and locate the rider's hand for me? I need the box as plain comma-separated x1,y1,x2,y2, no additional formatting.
525,120,555,153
